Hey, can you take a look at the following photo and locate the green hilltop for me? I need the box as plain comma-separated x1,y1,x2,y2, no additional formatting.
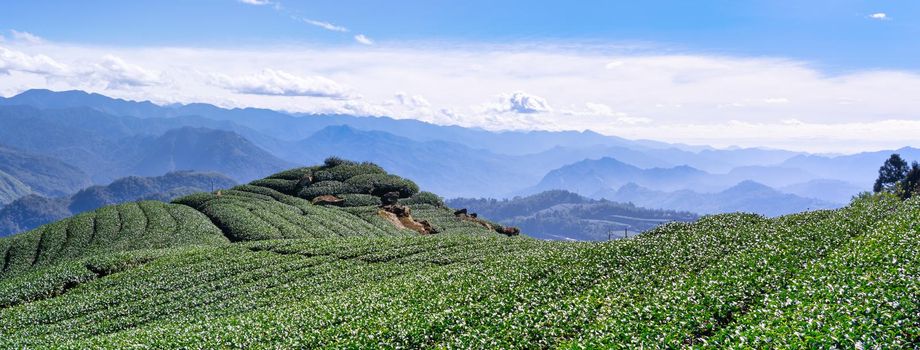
0,158,918,348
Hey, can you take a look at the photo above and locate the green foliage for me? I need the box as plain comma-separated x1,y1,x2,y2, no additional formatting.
0,159,915,348
0,195,914,348
0,201,227,278
346,173,419,197
314,163,386,182
338,193,382,207
248,178,298,195
265,167,315,181
297,181,358,200
399,191,444,207
874,153,910,193
324,156,356,167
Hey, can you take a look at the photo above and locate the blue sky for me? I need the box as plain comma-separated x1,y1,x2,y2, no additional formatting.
0,1,919,152
2,0,916,71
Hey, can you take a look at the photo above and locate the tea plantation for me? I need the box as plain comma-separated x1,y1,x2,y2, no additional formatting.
0,158,918,348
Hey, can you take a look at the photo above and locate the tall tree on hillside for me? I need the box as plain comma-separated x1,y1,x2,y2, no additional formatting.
900,162,920,199
873,154,910,193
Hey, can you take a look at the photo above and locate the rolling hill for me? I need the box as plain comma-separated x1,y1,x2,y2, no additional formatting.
0,171,237,237
0,159,917,348
448,190,698,240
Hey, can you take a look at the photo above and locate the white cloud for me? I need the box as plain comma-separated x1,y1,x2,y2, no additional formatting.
3,41,920,152
303,19,348,32
214,69,353,99
238,0,273,5
0,46,67,75
869,12,890,20
86,55,161,88
354,34,374,45
763,97,790,104
605,61,624,69
490,91,552,114
393,92,431,108
10,30,44,44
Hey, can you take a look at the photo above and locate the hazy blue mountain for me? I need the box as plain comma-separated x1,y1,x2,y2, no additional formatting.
0,89,795,165
131,127,291,182
780,147,920,187
0,170,31,206
781,179,866,205
0,144,93,199
447,190,697,241
0,105,289,183
0,195,70,237
598,181,839,217
531,157,715,195
0,171,237,237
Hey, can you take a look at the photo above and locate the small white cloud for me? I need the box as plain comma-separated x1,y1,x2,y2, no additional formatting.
763,97,790,104
491,91,552,114
869,12,890,20
617,116,653,125
605,61,625,69
215,69,353,99
88,55,161,88
354,34,374,45
393,92,431,108
0,46,68,75
238,0,273,5
585,102,615,115
10,30,44,44
303,19,348,32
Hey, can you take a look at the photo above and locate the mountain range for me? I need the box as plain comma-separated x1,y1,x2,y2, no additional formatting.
0,88,912,216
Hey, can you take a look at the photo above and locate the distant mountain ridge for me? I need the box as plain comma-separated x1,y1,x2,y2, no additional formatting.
0,105,290,183
0,89,906,210
597,181,838,217
0,171,237,237
0,145,92,202
447,190,698,241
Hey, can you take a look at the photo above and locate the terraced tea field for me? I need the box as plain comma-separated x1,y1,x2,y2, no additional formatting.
0,159,918,348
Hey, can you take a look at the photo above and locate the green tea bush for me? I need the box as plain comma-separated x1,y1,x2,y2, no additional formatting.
297,181,358,199
249,178,299,195
399,191,444,207
323,157,356,167
346,173,419,197
265,167,315,181
338,193,382,207
313,163,386,182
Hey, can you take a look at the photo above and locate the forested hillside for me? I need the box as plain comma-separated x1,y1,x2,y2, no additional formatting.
448,190,697,240
0,159,917,348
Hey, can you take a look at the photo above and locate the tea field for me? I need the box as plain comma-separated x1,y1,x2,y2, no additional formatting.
0,159,918,348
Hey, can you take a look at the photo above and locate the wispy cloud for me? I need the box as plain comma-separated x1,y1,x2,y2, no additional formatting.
10,30,45,44
302,19,348,32
868,12,890,21
238,0,273,5
354,34,374,45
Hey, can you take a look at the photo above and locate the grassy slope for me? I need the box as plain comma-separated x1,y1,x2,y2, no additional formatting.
0,160,918,348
